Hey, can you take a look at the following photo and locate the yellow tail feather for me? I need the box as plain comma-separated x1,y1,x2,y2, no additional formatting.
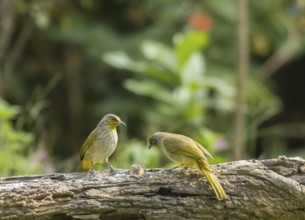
197,159,228,200
77,160,92,172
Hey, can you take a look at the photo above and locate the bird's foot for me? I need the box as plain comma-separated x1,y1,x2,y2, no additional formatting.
87,169,97,179
109,167,117,174
106,161,117,174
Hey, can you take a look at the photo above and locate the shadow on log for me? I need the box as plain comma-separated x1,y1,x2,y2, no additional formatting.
0,156,305,220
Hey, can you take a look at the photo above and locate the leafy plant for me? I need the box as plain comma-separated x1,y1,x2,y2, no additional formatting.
0,98,35,176
103,29,283,162
103,31,234,163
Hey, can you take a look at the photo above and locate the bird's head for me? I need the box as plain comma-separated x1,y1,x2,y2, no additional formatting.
148,132,162,149
101,114,126,130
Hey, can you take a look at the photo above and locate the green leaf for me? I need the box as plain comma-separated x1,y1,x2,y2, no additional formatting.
175,31,209,69
0,98,20,120
141,40,177,71
144,65,176,83
180,52,205,86
124,79,171,103
102,51,146,72
103,51,175,82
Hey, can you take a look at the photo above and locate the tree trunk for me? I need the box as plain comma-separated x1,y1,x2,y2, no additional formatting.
0,156,305,220
232,0,249,160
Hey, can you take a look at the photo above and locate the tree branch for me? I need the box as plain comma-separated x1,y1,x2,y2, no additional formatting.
232,0,249,160
0,156,305,219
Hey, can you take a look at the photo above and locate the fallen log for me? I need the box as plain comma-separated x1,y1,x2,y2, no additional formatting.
0,156,305,219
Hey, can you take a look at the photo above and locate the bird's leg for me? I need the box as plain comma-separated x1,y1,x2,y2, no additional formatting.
106,159,116,173
87,162,96,179
90,168,96,175
90,161,96,174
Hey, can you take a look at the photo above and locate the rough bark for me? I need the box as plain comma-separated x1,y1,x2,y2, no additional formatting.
0,156,305,220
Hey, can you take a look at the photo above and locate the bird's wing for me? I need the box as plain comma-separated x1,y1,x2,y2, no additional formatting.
162,134,209,160
79,130,97,160
194,141,213,159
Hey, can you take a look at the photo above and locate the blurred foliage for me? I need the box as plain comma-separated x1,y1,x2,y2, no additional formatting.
103,31,233,162
103,30,284,165
0,98,34,176
0,97,54,176
0,0,304,175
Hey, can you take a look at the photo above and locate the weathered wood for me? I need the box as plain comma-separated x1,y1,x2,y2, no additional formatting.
0,156,305,220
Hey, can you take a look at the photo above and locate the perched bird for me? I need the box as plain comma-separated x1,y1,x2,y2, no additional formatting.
148,132,228,200
77,114,126,172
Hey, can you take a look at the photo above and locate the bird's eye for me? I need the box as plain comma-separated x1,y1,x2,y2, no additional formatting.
150,139,156,145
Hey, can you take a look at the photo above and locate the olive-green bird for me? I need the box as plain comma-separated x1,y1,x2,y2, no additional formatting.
77,114,126,172
148,132,228,201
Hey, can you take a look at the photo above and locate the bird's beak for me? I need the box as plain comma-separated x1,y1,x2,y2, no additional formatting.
148,145,152,149
119,121,126,126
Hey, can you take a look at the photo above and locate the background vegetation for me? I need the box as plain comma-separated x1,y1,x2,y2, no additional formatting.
0,0,304,175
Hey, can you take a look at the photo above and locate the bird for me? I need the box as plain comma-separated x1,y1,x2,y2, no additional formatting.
148,132,228,200
77,114,126,172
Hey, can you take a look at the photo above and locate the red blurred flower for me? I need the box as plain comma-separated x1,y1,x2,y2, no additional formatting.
188,12,213,32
